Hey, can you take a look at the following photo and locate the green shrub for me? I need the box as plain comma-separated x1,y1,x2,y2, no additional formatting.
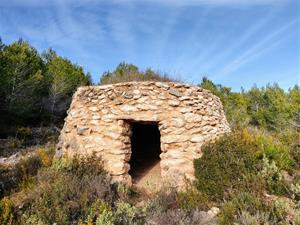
115,200,144,225
0,137,23,157
270,198,300,224
194,129,264,201
260,155,287,195
16,155,115,225
0,197,13,225
145,206,220,225
145,209,190,225
217,201,236,225
116,184,139,203
194,128,296,201
6,137,22,150
95,207,117,225
218,192,300,225
36,147,54,167
144,186,178,213
255,131,294,171
21,214,44,225
82,200,144,225
0,154,43,198
235,210,274,225
77,200,115,225
218,192,264,225
278,130,300,169
100,62,176,85
290,180,300,201
177,187,210,210
16,127,33,144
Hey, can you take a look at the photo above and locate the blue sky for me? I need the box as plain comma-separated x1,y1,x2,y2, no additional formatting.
0,0,299,90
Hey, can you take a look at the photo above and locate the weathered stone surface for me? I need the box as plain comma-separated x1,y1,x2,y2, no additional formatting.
120,105,138,112
179,96,191,101
137,104,158,111
179,107,193,113
169,88,181,97
123,92,133,99
77,127,89,135
105,160,130,175
169,118,185,128
161,134,190,143
155,82,170,90
92,115,101,120
168,100,180,106
190,135,204,143
184,113,202,123
88,106,99,112
137,96,149,103
57,81,230,187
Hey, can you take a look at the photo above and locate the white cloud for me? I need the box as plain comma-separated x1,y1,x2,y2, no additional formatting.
212,18,298,79
184,6,282,74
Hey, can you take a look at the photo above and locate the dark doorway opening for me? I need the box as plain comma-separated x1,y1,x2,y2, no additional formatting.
129,122,161,184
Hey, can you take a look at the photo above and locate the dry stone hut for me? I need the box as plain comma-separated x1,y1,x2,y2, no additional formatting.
57,81,230,187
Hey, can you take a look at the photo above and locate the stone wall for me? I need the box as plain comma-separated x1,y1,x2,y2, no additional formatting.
56,81,230,186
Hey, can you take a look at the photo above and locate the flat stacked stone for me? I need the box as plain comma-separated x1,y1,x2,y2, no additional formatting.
56,81,230,187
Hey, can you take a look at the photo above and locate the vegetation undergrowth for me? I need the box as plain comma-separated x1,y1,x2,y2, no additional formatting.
194,128,300,224
0,38,299,224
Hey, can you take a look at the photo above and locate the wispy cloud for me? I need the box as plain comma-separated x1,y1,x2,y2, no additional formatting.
190,6,282,72
212,18,298,80
0,0,297,89
105,4,135,46
11,1,104,51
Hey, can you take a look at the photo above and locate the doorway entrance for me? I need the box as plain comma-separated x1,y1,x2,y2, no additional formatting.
129,122,162,185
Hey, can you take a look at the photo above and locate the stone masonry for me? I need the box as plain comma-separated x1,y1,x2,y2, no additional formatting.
56,81,230,186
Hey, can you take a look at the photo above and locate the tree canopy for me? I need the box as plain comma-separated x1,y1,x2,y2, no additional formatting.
0,39,91,129
199,77,299,132
99,62,174,84
1,38,298,134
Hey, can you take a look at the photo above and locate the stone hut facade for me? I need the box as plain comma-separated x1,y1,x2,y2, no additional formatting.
57,82,230,186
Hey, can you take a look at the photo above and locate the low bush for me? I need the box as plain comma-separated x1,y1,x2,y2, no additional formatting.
255,130,294,171
146,209,191,225
0,155,42,198
235,210,274,225
271,198,300,224
116,184,139,204
277,130,300,170
114,200,144,225
100,62,177,85
1,128,298,224
0,127,59,158
0,197,13,225
0,147,54,198
139,186,219,225
15,127,33,146
260,155,287,195
144,186,178,213
218,192,269,225
177,186,211,210
218,192,300,225
16,155,115,225
290,180,300,201
194,128,297,202
194,129,265,202
0,137,23,157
